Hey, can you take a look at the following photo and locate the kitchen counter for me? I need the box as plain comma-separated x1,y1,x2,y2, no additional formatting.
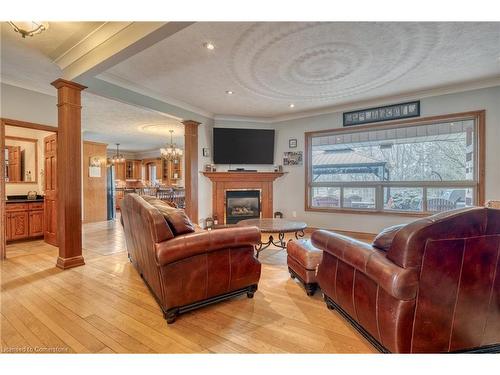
6,195,44,203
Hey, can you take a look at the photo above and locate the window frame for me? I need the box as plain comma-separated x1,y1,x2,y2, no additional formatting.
305,110,485,216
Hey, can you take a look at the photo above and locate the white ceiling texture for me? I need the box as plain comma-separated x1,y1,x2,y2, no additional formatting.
2,22,500,151
100,22,500,119
1,22,184,152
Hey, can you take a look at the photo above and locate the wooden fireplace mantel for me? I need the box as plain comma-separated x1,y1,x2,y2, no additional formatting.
202,171,286,182
201,171,287,223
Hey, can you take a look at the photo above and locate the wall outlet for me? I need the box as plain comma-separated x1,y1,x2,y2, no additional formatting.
292,211,297,218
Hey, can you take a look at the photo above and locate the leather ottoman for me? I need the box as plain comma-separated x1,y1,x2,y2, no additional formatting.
286,239,322,296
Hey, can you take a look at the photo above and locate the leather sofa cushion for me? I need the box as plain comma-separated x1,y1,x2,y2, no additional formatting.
142,196,195,236
372,224,406,251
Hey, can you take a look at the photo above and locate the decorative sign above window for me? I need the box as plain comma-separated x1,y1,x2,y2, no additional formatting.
343,101,420,127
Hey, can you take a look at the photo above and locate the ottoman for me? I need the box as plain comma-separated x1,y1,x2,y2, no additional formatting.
286,239,323,296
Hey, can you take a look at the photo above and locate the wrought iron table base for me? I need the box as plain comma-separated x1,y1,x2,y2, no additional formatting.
255,229,305,258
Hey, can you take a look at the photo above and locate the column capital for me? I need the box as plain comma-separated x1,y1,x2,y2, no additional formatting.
182,120,201,127
51,78,87,91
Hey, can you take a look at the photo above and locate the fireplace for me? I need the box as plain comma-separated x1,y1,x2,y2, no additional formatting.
225,190,261,224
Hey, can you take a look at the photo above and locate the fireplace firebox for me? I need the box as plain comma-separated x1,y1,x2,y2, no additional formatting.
225,190,261,224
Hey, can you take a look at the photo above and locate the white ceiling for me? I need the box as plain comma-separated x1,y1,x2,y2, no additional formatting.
82,93,184,152
100,22,500,118
1,22,183,152
2,21,500,141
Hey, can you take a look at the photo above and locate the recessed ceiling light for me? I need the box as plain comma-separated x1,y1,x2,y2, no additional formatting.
289,103,295,108
203,42,215,50
225,90,234,95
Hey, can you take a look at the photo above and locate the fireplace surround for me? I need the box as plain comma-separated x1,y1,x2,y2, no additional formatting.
202,171,286,225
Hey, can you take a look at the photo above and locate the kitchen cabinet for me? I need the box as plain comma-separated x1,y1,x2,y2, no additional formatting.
162,159,182,185
5,201,44,242
125,160,142,180
114,161,126,181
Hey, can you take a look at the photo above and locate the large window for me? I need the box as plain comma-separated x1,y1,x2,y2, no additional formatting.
306,112,484,215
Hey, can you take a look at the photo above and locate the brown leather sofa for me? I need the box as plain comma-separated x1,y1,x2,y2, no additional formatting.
120,194,262,323
312,207,500,353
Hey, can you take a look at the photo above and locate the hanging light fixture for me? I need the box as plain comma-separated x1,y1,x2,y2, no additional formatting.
110,143,125,164
8,21,49,38
160,130,183,161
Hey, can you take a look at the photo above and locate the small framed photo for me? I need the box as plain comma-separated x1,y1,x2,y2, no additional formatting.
202,148,210,157
289,138,298,148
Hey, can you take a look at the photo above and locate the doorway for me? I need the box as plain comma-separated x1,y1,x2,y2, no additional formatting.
1,118,58,259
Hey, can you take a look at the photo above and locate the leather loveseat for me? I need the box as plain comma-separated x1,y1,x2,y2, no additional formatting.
120,193,262,323
312,207,500,353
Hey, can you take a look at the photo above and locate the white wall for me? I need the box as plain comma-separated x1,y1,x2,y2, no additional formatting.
197,86,500,233
1,83,57,125
197,118,279,226
271,86,500,234
198,119,214,226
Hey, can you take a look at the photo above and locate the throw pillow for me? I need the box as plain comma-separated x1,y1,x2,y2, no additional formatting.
143,196,195,236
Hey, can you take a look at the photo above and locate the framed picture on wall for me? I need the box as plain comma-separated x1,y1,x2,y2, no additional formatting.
88,156,101,178
283,151,303,166
289,138,298,148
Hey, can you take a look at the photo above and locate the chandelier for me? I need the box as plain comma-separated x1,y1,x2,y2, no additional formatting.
161,130,183,161
8,22,49,38
110,143,125,164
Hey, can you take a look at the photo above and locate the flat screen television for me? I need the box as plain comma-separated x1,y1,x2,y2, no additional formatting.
213,128,275,164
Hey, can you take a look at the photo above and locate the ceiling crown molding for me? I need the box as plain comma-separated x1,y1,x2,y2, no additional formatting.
257,76,500,123
213,114,274,123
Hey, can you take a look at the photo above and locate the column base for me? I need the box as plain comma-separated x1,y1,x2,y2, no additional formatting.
56,255,85,270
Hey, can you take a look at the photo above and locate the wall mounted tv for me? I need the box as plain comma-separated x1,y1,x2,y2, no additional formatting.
213,128,275,164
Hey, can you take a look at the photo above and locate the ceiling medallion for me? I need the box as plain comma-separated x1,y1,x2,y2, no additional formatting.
8,21,49,38
229,22,439,101
140,124,182,136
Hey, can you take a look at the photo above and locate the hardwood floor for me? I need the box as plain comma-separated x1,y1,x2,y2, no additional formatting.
1,219,377,353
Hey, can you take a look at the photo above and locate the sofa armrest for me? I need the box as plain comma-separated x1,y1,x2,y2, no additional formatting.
312,230,418,300
155,226,261,266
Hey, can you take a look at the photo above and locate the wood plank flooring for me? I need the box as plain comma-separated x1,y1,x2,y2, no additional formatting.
1,219,377,353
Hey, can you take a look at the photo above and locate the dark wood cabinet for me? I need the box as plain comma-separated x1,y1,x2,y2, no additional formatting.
5,213,11,241
9,211,29,240
6,202,45,242
29,210,44,237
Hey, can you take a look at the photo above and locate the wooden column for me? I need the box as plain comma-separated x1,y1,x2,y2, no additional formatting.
0,120,5,260
51,79,87,269
182,120,200,224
